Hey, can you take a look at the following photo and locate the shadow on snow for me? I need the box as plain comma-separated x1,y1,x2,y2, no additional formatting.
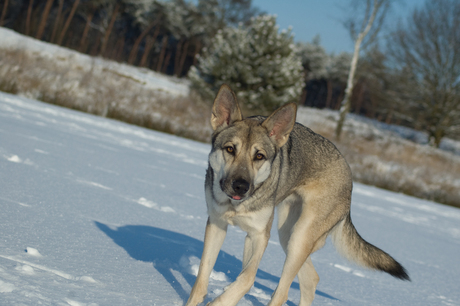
95,222,338,305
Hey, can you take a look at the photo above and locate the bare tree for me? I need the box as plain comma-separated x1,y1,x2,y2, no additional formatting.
387,0,460,147
335,0,391,140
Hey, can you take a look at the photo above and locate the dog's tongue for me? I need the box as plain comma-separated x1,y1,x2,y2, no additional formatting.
232,195,242,200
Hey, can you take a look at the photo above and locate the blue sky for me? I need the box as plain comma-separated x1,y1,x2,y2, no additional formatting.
252,0,422,54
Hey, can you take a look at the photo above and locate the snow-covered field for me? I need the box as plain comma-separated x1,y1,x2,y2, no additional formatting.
1,92,459,305
0,27,190,98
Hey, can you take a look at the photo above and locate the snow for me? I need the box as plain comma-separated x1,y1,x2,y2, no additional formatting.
1,92,459,306
0,27,190,98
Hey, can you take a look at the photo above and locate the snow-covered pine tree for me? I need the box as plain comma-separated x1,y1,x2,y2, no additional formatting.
188,15,305,113
296,35,328,81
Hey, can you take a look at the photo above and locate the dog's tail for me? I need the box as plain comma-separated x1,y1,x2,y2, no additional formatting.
330,213,410,281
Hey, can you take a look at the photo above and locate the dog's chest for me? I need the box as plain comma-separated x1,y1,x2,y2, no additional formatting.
213,203,273,233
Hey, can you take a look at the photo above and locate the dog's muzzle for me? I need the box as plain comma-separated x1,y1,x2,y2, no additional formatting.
220,177,251,201
231,179,250,200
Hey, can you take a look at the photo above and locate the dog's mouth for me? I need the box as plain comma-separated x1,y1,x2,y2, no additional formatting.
227,193,247,206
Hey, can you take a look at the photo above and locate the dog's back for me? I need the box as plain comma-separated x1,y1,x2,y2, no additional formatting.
249,116,353,205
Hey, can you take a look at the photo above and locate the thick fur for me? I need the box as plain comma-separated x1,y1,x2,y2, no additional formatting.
186,85,409,306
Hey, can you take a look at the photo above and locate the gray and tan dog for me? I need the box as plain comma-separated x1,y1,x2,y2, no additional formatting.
186,85,409,306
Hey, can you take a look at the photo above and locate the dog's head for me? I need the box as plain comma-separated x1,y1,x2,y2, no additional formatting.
208,84,296,204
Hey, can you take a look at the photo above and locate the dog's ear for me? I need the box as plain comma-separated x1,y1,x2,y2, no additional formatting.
211,84,243,131
262,103,297,147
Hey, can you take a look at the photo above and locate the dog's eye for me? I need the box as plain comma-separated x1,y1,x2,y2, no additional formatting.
255,153,265,160
225,146,235,154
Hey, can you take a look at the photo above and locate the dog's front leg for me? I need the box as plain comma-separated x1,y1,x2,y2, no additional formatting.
186,217,228,306
208,217,273,306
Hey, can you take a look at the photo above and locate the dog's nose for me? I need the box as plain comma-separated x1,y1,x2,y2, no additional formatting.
232,179,250,196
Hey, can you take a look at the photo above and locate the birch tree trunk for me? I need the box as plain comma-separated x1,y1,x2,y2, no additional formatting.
335,0,382,140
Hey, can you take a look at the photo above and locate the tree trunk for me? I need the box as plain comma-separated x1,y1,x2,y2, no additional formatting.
139,27,160,67
50,0,64,43
56,0,80,45
79,10,94,53
177,39,190,77
156,35,168,72
300,86,307,106
100,3,119,56
128,20,158,65
0,0,9,27
385,108,393,124
25,0,34,36
90,31,102,56
174,38,184,76
192,40,201,66
114,33,126,62
162,51,172,74
139,35,155,67
325,80,333,109
354,83,365,115
335,0,380,140
335,87,345,110
36,0,54,40
430,128,444,148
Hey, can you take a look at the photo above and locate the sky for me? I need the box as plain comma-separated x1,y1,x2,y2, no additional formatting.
252,0,422,54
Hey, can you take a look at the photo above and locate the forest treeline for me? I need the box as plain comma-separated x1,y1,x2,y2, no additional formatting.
0,0,459,146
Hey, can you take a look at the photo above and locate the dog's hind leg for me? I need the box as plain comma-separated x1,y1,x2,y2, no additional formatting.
272,216,327,306
296,257,319,306
274,186,343,306
277,196,320,306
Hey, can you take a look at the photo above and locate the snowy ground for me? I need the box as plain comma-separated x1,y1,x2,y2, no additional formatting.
0,27,190,98
1,92,459,306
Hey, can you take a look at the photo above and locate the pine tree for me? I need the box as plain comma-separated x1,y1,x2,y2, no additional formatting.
188,15,304,113
296,35,328,81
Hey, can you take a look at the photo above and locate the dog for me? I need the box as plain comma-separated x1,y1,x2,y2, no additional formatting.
186,84,409,306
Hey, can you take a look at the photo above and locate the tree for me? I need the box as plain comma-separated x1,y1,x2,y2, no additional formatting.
188,15,304,113
387,0,460,147
99,1,119,55
335,0,391,140
35,0,54,40
56,0,80,46
296,36,328,81
0,0,8,27
127,6,160,65
296,36,329,108
199,0,262,29
25,0,35,36
78,1,99,52
50,0,64,43
327,52,352,107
